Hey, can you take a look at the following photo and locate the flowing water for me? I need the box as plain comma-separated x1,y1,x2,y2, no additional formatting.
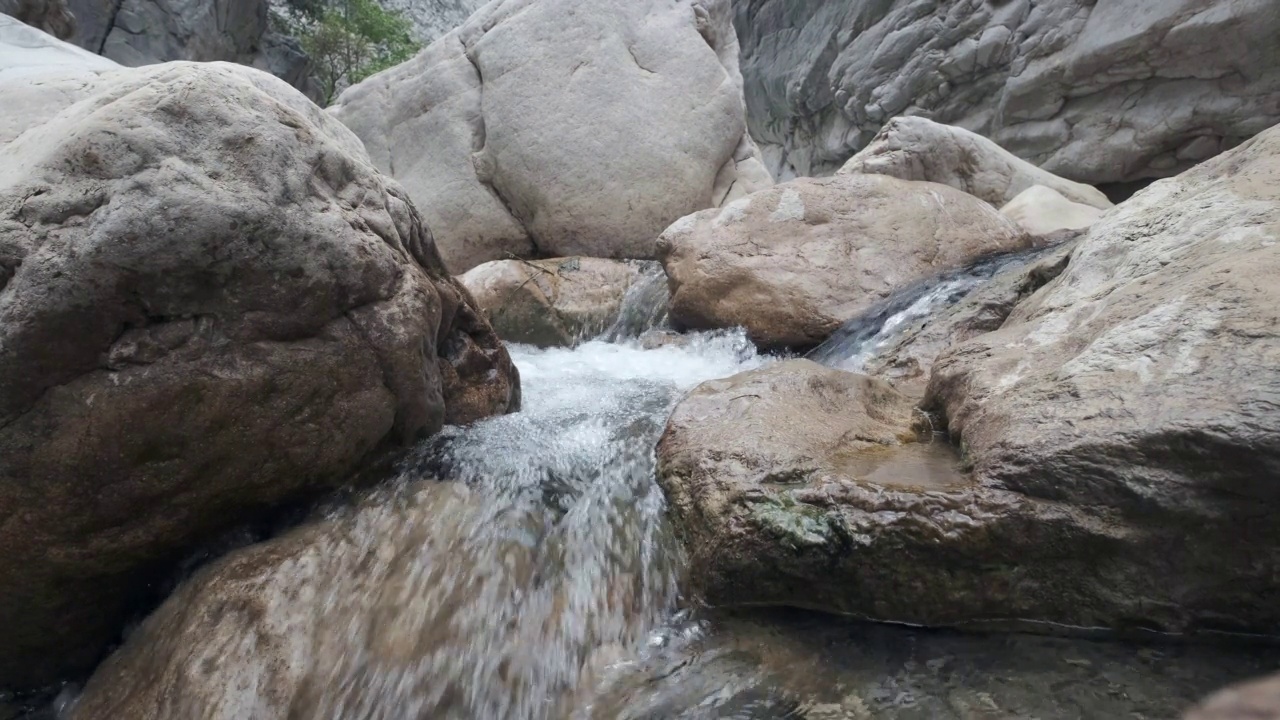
56,261,1280,719
806,249,1049,373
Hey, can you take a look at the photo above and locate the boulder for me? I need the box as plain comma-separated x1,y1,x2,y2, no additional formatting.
459,257,653,348
0,13,118,144
734,1,1280,183
657,360,1092,623
1185,673,1280,720
658,173,1029,350
999,185,1104,238
924,123,1280,635
839,117,1112,210
0,60,518,688
329,0,772,273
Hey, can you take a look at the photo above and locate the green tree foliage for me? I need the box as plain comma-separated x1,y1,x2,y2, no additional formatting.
277,0,420,106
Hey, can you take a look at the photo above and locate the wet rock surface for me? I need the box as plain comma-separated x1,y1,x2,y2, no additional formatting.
656,359,1118,627
329,0,771,272
0,60,517,688
659,173,1029,350
810,240,1078,399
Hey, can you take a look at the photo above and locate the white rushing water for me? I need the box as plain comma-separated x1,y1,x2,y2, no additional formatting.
68,324,768,720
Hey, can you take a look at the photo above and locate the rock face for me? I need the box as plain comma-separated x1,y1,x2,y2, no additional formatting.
17,0,324,101
378,0,485,43
839,117,1112,210
459,257,652,348
734,0,1280,183
924,123,1280,635
1185,673,1280,720
330,0,772,273
658,173,1029,350
0,59,518,688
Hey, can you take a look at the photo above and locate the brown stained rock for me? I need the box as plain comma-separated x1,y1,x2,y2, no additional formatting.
656,359,1111,626
0,61,517,688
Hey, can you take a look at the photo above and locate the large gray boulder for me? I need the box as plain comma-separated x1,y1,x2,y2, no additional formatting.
658,173,1029,350
924,122,1280,634
330,0,772,273
657,359,1092,626
734,0,1280,183
0,59,518,689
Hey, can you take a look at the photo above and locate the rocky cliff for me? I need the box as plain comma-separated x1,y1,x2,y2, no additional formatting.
733,0,1280,186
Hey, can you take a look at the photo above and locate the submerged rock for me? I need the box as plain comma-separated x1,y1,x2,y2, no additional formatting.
0,60,517,688
330,0,772,272
840,117,1112,210
659,173,1029,350
459,257,655,348
734,0,1280,183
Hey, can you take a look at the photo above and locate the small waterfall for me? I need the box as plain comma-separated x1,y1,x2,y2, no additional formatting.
806,248,1050,372
73,331,765,720
601,261,671,342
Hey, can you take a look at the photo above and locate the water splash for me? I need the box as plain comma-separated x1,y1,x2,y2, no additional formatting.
806,249,1047,372
70,331,764,720
601,261,671,342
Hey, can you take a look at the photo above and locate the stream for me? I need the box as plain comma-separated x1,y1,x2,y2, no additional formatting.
62,261,1280,719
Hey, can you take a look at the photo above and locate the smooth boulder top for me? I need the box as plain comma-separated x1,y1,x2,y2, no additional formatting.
330,0,772,273
999,185,1104,237
0,13,120,143
0,59,517,689
840,116,1113,210
659,172,1030,350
